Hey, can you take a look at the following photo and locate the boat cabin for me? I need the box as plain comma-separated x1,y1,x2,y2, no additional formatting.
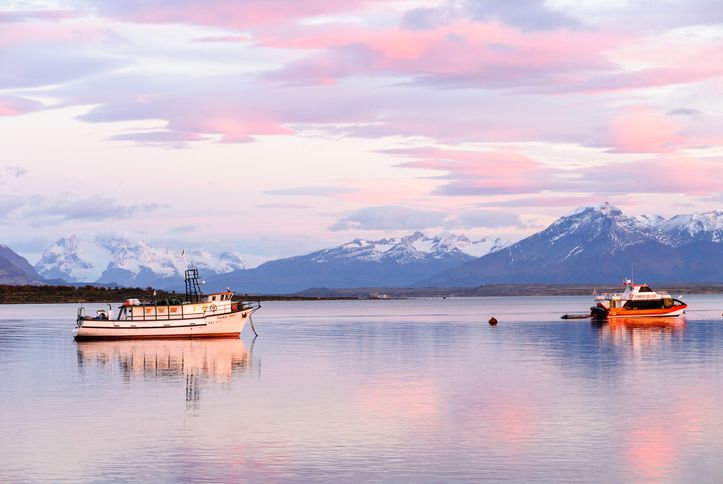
117,291,236,321
595,280,683,311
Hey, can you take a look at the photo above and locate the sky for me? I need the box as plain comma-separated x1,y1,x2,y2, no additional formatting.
1,0,722,266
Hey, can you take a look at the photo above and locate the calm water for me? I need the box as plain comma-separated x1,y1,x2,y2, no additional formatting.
1,296,723,482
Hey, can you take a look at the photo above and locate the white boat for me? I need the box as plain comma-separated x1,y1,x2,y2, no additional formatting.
590,279,687,319
74,269,260,340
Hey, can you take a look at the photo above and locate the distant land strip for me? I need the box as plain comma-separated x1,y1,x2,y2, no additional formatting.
0,285,355,304
2,283,722,304
294,284,723,298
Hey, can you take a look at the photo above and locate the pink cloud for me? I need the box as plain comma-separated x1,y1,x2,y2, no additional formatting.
560,66,723,95
259,22,620,87
255,18,723,96
390,147,555,195
195,117,294,143
95,0,377,29
607,106,683,153
0,95,42,116
475,196,609,209
20,3,720,155
0,20,111,48
391,145,723,199
0,9,78,23
580,155,723,196
191,34,250,43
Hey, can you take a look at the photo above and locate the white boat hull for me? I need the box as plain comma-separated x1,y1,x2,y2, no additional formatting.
74,309,255,340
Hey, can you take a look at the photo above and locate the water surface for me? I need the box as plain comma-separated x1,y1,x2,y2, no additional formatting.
1,296,722,482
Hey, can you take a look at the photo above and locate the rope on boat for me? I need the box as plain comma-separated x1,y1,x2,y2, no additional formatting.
249,315,259,337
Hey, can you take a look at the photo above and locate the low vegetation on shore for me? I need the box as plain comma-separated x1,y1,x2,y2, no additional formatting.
0,284,355,304
2,283,722,304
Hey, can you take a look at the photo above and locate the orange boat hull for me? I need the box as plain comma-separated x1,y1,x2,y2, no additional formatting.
606,304,687,318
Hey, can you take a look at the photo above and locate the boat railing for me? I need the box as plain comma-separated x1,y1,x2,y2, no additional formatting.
597,290,672,301
122,298,260,321
237,300,261,314
596,293,624,300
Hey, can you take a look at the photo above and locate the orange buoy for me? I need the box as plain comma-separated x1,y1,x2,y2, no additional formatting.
488,317,498,326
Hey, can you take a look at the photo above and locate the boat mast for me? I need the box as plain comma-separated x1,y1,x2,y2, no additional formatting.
184,268,203,303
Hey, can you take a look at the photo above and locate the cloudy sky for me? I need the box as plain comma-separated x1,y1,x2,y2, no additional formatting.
2,0,722,265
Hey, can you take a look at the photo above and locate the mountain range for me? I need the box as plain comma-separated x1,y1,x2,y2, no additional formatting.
2,203,721,289
34,236,246,287
205,232,508,293
0,244,43,285
418,203,723,287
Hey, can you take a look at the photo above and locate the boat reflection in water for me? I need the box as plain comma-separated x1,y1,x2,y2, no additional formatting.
592,316,686,351
76,338,251,407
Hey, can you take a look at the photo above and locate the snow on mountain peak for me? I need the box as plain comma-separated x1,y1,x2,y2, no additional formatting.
566,201,622,218
35,235,119,282
105,240,246,280
636,213,666,227
656,210,723,244
548,202,670,249
35,235,246,283
545,204,723,251
311,232,508,264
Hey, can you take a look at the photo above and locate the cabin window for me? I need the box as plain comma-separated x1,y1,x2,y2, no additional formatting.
638,286,652,293
212,296,216,301
623,299,664,310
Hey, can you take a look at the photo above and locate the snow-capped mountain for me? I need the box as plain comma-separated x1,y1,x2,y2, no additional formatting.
418,202,723,287
654,211,723,246
310,231,507,264
35,235,246,286
29,205,722,291
35,235,121,282
98,240,246,287
551,203,671,248
0,244,44,284
206,231,508,293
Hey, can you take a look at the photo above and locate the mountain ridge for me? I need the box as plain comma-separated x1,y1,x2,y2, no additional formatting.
417,203,723,287
12,203,723,290
0,244,44,284
205,232,509,293
34,236,246,286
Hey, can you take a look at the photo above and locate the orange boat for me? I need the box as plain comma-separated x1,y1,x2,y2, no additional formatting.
590,280,687,319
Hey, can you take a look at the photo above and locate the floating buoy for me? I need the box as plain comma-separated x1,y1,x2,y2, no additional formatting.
488,317,498,326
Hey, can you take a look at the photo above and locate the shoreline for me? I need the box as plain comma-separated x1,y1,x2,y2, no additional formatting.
2,283,722,304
